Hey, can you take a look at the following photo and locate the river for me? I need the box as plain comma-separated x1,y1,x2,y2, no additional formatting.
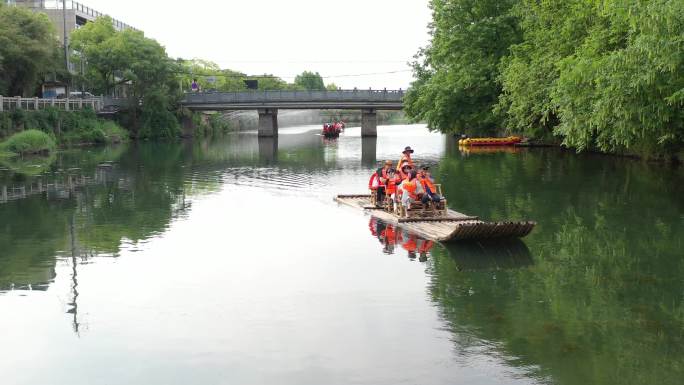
1,124,682,385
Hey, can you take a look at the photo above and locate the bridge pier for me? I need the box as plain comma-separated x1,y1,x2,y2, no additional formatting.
361,109,377,137
181,115,196,138
258,108,279,137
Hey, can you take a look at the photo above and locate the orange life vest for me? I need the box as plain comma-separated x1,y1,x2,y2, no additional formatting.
385,175,401,195
418,175,436,194
397,155,414,178
402,178,418,199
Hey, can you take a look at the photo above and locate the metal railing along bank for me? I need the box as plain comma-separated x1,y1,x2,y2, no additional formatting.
0,95,103,112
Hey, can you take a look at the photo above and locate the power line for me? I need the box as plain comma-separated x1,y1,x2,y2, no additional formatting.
214,60,409,64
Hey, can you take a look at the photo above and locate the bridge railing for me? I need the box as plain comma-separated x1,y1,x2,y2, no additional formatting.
0,95,103,112
183,89,405,104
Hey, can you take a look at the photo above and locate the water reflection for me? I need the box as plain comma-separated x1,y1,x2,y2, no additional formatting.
439,240,533,271
258,136,278,164
361,136,377,167
368,217,435,260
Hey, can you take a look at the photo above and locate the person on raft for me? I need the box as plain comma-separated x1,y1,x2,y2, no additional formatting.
384,167,400,211
417,165,441,205
369,160,394,206
400,170,424,211
397,146,415,179
375,160,394,206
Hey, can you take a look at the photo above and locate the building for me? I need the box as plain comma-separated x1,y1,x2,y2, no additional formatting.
9,0,138,45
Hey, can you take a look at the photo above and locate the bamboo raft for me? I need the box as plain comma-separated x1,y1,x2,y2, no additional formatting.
335,195,536,242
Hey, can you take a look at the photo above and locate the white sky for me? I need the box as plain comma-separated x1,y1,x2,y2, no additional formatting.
80,0,432,89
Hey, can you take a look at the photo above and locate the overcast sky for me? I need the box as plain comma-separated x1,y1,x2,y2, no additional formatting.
79,0,432,89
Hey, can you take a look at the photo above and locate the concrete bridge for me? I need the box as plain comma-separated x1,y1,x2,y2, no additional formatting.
180,89,405,137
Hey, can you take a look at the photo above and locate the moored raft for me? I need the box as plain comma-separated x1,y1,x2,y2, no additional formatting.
335,195,535,242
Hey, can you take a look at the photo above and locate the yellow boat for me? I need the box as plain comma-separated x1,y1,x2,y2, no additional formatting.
458,136,522,146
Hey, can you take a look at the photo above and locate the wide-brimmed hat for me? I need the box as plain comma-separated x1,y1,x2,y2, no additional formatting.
384,160,393,165
402,146,414,154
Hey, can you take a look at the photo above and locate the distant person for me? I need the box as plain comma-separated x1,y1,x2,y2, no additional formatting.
191,79,199,92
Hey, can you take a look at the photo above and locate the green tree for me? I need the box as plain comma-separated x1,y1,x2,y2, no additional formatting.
246,74,288,90
496,0,684,157
326,82,340,91
69,17,120,95
0,3,62,96
71,17,179,137
294,71,326,91
71,18,177,99
551,0,684,156
177,59,246,92
404,0,521,135
496,0,596,142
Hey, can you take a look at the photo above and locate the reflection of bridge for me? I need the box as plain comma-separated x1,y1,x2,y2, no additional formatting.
181,90,405,137
0,165,120,204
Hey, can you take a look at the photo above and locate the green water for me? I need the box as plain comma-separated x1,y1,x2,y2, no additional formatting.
0,124,682,385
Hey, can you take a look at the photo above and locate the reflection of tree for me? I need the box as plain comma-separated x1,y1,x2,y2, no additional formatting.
426,148,684,385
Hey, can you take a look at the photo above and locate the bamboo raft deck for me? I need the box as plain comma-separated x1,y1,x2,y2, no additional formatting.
335,195,536,242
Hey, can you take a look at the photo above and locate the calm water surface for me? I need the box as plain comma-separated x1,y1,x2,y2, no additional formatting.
1,124,683,385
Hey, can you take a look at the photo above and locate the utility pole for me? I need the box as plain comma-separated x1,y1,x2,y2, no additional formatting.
62,0,70,76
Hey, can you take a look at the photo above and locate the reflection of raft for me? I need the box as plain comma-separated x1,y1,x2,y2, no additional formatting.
458,136,522,146
335,195,536,242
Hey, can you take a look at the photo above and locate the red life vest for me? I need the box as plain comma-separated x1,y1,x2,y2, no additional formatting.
368,173,380,190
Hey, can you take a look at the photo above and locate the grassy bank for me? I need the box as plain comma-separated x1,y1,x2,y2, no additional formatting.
0,108,129,147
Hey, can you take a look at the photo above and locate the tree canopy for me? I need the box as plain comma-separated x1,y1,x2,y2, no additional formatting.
0,3,63,96
70,17,179,138
404,0,521,136
294,71,326,91
178,59,246,92
407,0,684,157
70,17,176,99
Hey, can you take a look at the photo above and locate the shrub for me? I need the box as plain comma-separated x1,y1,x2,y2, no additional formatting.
101,120,129,143
138,91,180,140
0,129,56,155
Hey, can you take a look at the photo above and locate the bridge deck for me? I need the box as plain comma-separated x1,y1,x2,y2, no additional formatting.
181,90,405,110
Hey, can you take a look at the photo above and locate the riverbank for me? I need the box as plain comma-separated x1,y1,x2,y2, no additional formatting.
0,108,129,151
